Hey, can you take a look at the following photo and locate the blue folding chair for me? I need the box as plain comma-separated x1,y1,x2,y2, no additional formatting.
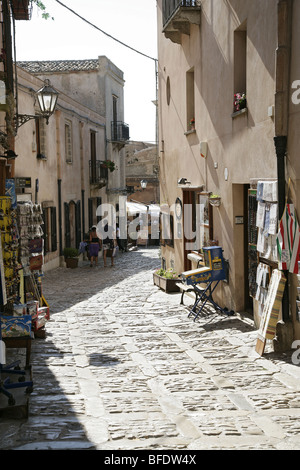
181,246,234,321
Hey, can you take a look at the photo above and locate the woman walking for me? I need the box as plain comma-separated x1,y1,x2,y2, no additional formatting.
102,222,116,267
89,225,101,267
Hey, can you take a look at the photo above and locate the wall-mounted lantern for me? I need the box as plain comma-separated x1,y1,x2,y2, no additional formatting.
15,79,59,129
140,179,148,189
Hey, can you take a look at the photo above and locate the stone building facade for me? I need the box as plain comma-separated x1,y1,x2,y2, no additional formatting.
13,57,129,269
125,141,159,205
157,0,300,347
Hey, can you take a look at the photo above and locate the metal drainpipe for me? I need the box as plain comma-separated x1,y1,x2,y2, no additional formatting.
274,136,289,321
81,189,85,238
274,136,287,221
274,0,293,321
58,179,62,256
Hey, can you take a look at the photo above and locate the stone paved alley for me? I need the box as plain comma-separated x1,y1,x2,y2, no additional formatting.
0,247,300,450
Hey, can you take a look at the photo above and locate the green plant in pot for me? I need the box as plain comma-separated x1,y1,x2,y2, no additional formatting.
155,268,178,279
102,160,116,172
153,268,180,292
63,247,79,268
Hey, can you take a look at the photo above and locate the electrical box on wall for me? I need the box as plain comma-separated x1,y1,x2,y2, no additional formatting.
268,105,274,117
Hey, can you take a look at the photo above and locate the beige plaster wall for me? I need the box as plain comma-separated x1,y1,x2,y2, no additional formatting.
30,56,126,208
14,67,107,267
125,141,159,203
157,0,278,311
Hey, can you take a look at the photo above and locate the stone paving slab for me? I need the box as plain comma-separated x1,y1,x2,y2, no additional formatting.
0,247,300,450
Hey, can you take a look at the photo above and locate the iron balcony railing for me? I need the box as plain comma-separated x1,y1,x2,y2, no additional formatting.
89,160,108,185
111,121,130,143
162,0,200,26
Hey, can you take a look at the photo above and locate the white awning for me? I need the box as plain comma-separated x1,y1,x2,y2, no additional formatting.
126,202,160,217
148,204,160,217
126,201,148,215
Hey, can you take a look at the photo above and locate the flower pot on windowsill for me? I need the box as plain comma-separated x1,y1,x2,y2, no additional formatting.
233,93,246,113
189,118,195,131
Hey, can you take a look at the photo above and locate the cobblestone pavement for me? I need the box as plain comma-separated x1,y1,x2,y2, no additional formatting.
0,247,300,450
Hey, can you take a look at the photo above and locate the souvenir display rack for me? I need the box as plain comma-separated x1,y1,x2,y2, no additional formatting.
17,202,44,275
0,196,20,308
248,180,279,323
297,265,300,323
0,186,50,411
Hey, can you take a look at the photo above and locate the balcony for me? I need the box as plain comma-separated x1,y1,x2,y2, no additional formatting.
162,0,201,44
11,0,33,20
111,121,130,148
89,160,108,187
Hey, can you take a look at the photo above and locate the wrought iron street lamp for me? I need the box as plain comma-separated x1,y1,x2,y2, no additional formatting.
140,179,148,189
36,79,59,124
15,79,59,129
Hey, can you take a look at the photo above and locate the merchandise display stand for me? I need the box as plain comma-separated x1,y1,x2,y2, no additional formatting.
255,269,286,356
0,186,50,414
297,269,300,323
248,181,279,321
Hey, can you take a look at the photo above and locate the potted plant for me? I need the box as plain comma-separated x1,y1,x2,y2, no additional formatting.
208,194,221,207
233,93,246,113
63,247,79,268
153,268,181,292
190,117,195,130
101,160,116,172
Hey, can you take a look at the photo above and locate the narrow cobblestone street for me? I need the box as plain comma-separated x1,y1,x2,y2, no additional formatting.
0,247,300,451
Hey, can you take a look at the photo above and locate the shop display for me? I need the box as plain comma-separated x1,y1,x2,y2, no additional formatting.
0,314,32,338
255,269,286,355
296,263,300,323
0,196,20,306
256,181,278,262
276,202,300,274
0,185,51,412
255,262,271,318
248,182,279,316
0,183,52,410
17,201,44,275
249,179,300,354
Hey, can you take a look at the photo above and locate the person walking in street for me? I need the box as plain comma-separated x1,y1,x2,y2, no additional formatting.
116,223,124,252
89,225,101,267
102,222,117,267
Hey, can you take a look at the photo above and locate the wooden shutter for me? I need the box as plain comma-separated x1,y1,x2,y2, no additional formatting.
64,202,70,247
51,206,57,252
75,200,81,248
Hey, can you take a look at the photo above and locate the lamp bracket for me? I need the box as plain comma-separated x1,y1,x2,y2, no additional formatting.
15,113,42,129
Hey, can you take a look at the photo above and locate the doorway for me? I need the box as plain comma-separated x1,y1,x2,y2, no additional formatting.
182,188,212,271
233,183,253,313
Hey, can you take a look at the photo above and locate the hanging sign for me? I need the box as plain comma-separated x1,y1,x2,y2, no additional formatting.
15,177,31,188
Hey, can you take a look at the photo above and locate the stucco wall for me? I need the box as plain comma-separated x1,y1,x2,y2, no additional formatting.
157,0,278,312
14,66,107,265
